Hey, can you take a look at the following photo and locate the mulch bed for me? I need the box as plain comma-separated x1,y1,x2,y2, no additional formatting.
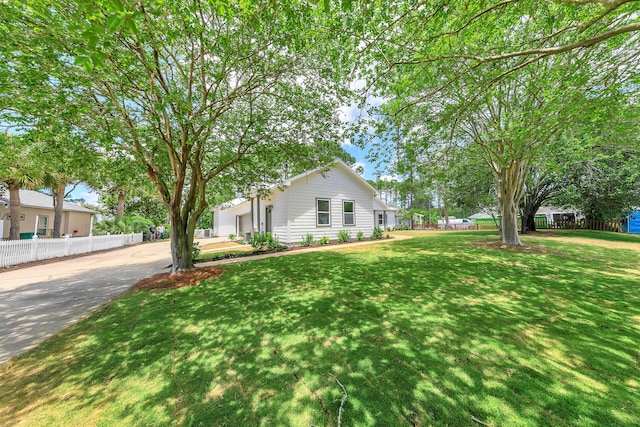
130,266,224,291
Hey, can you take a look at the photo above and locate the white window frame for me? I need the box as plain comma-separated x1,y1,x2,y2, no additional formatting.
316,198,331,226
37,216,48,237
378,213,384,226
343,200,355,226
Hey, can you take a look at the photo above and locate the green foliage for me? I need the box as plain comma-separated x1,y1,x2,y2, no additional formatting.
318,236,330,245
228,233,236,241
553,145,640,220
93,215,153,235
337,229,351,243
192,241,200,260
300,233,315,247
249,232,282,251
356,230,364,241
371,226,383,240
2,0,350,272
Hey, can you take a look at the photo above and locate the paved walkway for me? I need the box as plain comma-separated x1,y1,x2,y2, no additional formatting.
0,241,173,364
0,235,411,365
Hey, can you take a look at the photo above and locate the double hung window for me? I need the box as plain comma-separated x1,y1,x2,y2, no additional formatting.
343,200,355,226
317,199,330,226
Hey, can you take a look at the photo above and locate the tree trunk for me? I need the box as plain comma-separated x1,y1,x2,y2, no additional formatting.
52,183,66,238
8,180,21,240
169,210,195,273
117,191,125,217
526,214,537,232
443,201,450,229
497,162,526,246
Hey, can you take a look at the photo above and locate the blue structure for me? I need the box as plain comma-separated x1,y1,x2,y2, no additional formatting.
622,211,640,234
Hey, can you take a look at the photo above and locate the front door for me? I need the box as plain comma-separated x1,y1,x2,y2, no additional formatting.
265,206,273,233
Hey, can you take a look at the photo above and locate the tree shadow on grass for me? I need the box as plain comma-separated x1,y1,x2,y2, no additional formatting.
1,233,639,426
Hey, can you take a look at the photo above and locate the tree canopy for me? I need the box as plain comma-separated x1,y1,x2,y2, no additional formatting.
2,0,351,270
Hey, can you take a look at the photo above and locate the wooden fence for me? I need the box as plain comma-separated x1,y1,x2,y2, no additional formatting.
0,233,144,268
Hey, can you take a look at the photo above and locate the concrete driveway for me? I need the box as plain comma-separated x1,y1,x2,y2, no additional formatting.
0,240,173,364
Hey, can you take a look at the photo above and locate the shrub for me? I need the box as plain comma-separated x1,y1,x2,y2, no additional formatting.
93,215,154,236
300,233,315,247
192,242,201,260
228,233,236,241
357,231,364,241
337,229,351,243
371,227,383,240
319,236,330,245
250,232,280,251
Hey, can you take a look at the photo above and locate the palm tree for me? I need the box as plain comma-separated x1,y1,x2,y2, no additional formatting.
0,134,43,239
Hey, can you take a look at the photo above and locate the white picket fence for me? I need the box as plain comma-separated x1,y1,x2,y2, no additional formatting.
0,233,144,268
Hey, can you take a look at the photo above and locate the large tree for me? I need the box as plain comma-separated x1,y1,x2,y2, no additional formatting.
353,0,639,245
4,0,350,272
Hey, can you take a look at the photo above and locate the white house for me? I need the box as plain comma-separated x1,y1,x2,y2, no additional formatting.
213,160,397,244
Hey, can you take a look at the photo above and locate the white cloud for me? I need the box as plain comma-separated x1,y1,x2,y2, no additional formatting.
351,162,366,176
79,190,100,205
379,174,402,182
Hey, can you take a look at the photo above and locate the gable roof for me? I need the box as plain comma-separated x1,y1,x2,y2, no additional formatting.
0,189,96,214
214,159,378,211
283,159,378,195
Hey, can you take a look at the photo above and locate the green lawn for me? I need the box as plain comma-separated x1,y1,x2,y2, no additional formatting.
1,231,639,426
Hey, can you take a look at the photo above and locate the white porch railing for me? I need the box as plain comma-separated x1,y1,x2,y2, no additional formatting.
0,233,144,268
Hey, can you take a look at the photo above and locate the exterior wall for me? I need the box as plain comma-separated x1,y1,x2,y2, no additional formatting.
0,206,93,238
65,212,93,236
214,208,236,238
214,202,252,238
374,210,397,230
239,213,252,238
275,165,375,244
213,164,380,245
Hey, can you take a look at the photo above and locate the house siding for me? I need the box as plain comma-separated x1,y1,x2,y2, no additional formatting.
275,165,374,244
0,206,93,238
213,162,386,245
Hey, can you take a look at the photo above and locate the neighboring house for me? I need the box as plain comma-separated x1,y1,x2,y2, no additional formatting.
213,160,397,244
535,206,582,226
0,189,96,239
470,207,581,227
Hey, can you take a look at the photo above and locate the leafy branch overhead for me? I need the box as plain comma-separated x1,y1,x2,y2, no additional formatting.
2,0,351,271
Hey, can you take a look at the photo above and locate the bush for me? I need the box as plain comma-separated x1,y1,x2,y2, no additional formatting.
371,227,383,240
192,241,201,260
319,236,330,245
228,233,236,241
93,215,154,236
249,232,281,251
337,229,351,243
300,233,315,247
357,231,364,241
